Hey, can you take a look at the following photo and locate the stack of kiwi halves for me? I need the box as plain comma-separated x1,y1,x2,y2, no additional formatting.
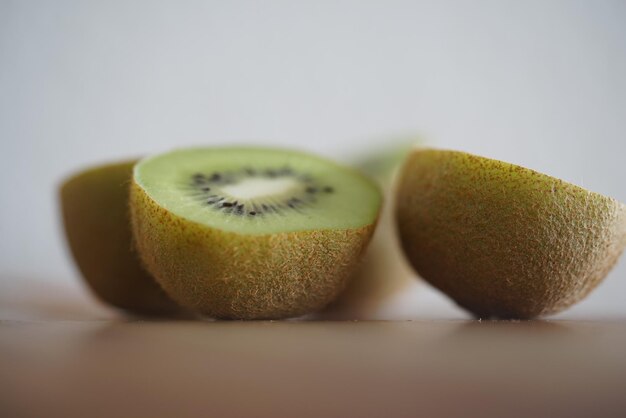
60,146,626,320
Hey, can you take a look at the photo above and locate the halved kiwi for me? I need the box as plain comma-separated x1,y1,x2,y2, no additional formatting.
60,161,180,315
130,147,382,319
396,148,626,319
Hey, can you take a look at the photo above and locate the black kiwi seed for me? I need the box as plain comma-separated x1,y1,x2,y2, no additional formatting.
249,211,257,216
235,204,244,215
266,169,278,178
244,168,256,176
207,196,223,205
202,187,211,191
210,173,222,182
323,186,334,193
305,187,317,194
221,202,234,208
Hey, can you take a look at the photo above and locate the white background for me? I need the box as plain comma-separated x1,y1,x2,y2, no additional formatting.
1,0,625,319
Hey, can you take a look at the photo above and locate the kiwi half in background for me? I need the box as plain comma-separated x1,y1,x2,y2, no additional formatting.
321,140,418,318
130,147,382,320
60,161,180,315
396,148,626,319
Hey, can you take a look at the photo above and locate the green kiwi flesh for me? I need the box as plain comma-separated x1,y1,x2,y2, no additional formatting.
396,149,626,319
60,161,180,315
130,147,382,319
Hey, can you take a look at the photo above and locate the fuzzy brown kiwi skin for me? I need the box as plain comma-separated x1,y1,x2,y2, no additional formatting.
396,149,626,319
130,181,379,320
60,161,180,316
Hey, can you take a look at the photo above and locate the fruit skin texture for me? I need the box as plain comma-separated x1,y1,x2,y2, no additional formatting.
130,182,378,320
396,149,626,319
60,161,180,315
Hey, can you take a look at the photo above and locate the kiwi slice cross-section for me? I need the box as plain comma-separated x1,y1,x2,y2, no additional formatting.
130,147,382,319
395,148,626,319
60,160,180,315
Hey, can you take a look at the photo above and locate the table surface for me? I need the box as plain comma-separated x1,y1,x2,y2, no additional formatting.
3,316,626,418
2,287,626,418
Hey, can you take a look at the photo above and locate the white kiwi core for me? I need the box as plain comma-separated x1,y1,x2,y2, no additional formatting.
221,177,299,200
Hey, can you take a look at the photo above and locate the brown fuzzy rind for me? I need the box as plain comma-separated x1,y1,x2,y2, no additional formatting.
396,149,626,319
60,161,180,315
130,182,377,319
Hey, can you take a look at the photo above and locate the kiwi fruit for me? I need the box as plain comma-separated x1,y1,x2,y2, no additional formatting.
396,148,626,319
129,147,382,320
60,160,180,315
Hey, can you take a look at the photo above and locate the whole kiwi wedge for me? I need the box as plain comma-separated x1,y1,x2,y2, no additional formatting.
130,147,382,320
396,148,626,319
60,160,180,315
